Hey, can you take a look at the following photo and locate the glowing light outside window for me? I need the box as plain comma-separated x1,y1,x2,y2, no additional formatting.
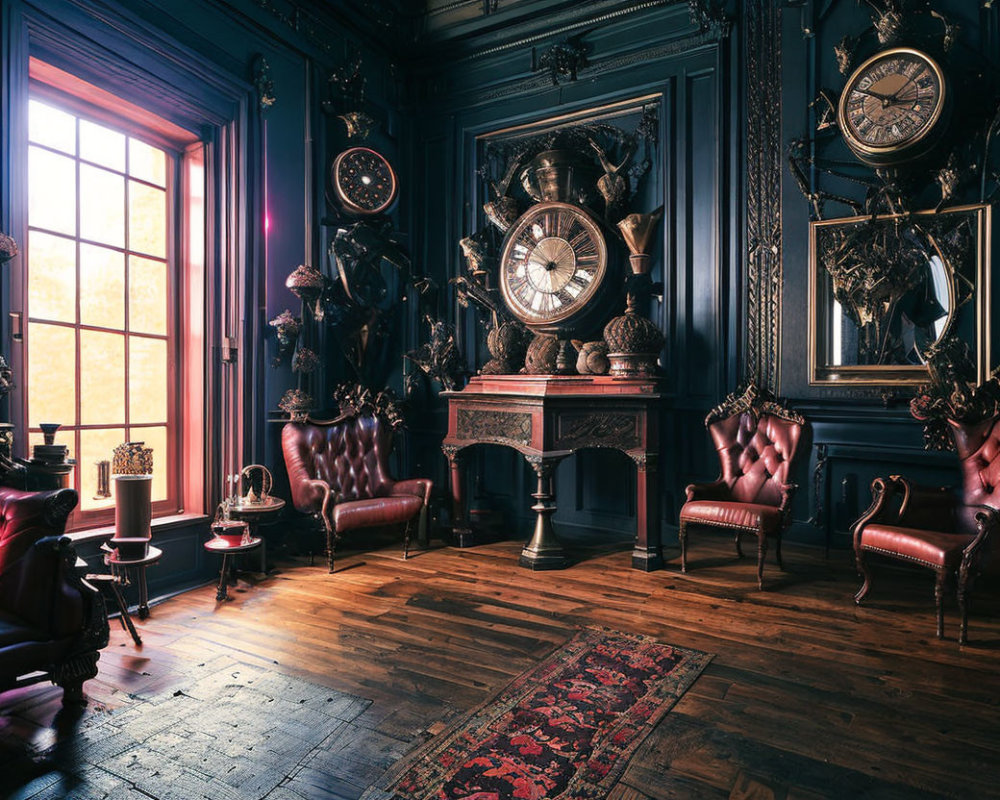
27,98,172,517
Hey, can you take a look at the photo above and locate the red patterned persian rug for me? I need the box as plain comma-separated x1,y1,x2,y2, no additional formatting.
363,627,712,800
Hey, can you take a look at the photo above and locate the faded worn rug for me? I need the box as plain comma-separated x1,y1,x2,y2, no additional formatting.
13,656,408,800
362,627,712,800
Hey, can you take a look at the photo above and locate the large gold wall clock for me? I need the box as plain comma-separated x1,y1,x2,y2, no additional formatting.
498,201,610,334
837,47,950,167
331,146,398,215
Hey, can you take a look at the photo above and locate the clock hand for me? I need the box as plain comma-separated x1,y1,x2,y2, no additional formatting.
853,87,897,103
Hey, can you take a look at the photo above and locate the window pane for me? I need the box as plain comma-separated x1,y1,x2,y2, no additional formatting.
80,164,125,248
134,425,167,502
129,181,166,258
128,336,167,424
129,139,166,187
129,255,167,335
80,120,125,172
29,146,76,236
79,427,125,512
27,323,77,428
28,231,76,323
80,244,125,330
80,330,125,425
28,100,75,154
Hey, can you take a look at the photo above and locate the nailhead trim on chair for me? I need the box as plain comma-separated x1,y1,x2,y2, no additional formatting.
859,544,945,571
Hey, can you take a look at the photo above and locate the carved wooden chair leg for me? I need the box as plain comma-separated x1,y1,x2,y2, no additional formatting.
327,529,337,574
756,532,767,590
678,522,688,573
59,679,86,707
854,548,872,604
403,518,414,560
934,568,948,639
957,554,979,646
417,504,429,549
734,530,744,559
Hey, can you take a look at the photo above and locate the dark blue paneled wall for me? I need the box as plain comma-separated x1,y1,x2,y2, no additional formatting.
406,3,741,546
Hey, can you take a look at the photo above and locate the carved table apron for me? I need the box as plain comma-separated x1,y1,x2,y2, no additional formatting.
442,374,663,571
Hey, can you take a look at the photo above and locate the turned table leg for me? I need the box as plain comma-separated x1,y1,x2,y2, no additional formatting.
136,566,151,620
443,445,474,547
519,455,568,570
632,452,663,571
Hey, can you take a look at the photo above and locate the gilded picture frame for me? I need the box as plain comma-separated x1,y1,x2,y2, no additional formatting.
808,204,991,387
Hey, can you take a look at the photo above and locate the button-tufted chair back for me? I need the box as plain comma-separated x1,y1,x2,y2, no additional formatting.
708,409,803,509
950,414,1000,531
283,413,394,512
281,392,433,573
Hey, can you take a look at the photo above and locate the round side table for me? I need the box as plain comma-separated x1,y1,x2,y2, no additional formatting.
104,545,163,620
227,496,285,569
204,535,263,601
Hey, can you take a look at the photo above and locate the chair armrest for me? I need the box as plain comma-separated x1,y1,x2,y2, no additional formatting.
685,480,729,502
303,480,335,533
851,477,899,553
389,478,433,507
4,535,99,641
890,475,957,530
963,506,998,564
776,482,799,515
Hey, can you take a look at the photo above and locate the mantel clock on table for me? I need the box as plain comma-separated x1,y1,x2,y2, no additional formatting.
443,147,666,571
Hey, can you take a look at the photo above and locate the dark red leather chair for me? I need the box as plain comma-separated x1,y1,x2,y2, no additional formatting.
852,415,999,645
281,394,432,573
678,384,807,589
0,487,109,704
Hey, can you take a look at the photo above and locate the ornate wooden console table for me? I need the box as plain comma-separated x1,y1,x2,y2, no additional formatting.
441,374,664,571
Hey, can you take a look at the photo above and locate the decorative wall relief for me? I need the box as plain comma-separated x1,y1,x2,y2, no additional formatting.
911,338,1000,451
404,316,465,393
459,99,662,377
0,232,18,264
745,0,782,391
252,55,276,112
533,34,589,86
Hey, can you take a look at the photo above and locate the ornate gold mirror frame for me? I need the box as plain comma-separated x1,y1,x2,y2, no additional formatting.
808,204,991,387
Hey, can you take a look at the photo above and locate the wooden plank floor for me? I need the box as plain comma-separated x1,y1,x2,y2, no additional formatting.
2,530,999,799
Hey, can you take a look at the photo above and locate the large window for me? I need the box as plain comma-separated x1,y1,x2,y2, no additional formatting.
26,95,177,526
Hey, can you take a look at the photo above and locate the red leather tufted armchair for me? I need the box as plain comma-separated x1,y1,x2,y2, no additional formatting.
282,407,432,573
852,415,1000,645
678,384,807,589
0,487,109,704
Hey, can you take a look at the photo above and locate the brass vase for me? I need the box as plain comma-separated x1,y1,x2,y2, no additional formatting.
605,206,666,376
617,206,664,273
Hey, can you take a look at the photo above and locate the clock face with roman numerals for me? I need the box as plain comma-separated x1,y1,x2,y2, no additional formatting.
499,201,608,330
837,47,949,166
